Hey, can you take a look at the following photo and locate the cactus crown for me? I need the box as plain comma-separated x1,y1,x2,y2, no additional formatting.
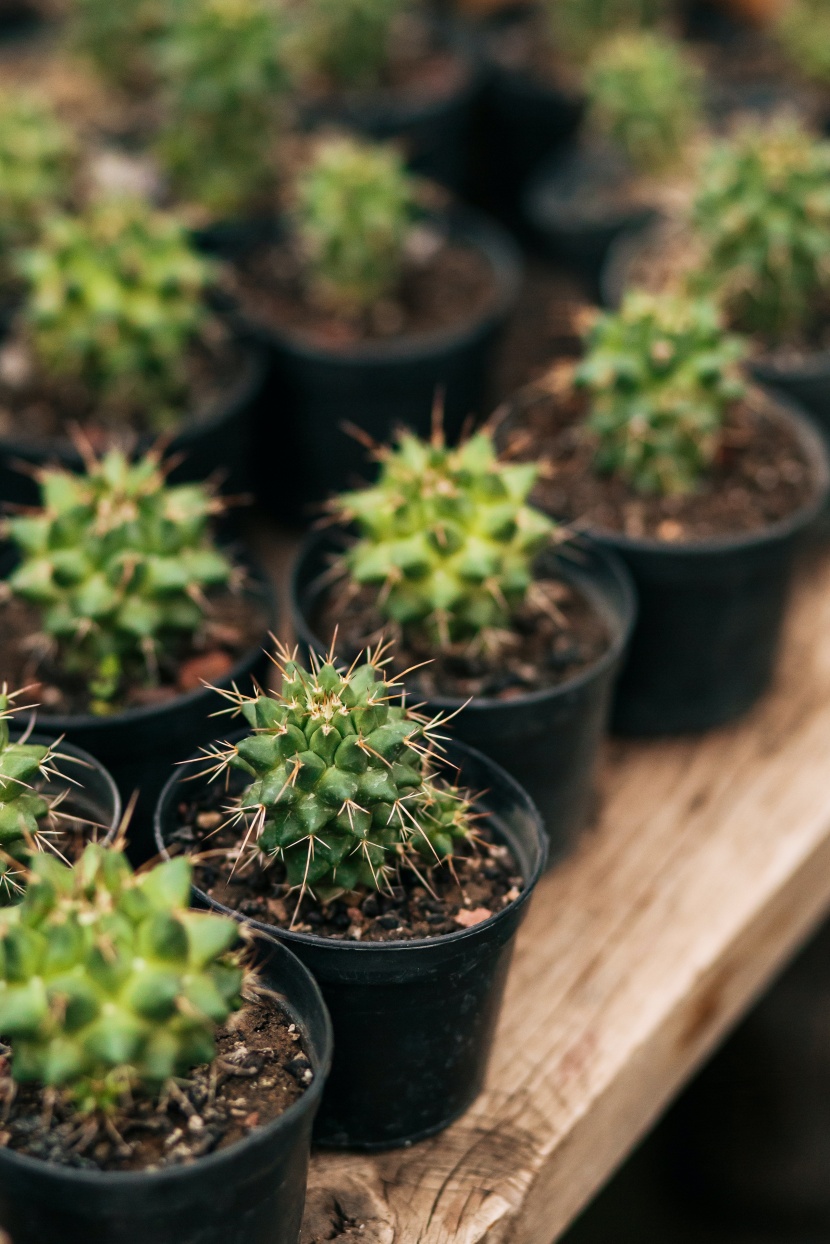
0,92,75,254
294,135,418,317
15,195,216,430
575,291,748,495
5,448,234,714
0,844,244,1112
209,644,475,901
0,687,65,905
691,117,830,342
775,0,830,87
544,0,667,65
156,0,289,217
331,427,556,646
295,0,409,91
585,32,703,173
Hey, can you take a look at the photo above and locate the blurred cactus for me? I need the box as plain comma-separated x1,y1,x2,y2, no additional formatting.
0,92,75,257
295,0,407,91
545,0,667,66
5,448,234,713
70,0,168,94
0,844,244,1112
0,688,62,904
575,291,747,495
774,0,830,87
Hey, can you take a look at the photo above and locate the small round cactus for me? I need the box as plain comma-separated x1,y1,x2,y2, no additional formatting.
575,291,748,495
4,448,235,713
295,0,408,91
0,687,63,904
0,91,75,257
331,427,556,647
208,645,475,899
0,844,244,1112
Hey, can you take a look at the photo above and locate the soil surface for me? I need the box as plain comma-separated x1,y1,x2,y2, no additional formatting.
505,374,819,541
171,785,524,942
0,994,311,1172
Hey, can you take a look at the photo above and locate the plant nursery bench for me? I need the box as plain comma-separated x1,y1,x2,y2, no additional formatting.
298,548,830,1244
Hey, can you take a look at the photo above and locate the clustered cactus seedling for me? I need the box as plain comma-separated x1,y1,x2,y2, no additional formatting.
691,117,830,343
0,844,244,1112
209,646,474,899
0,91,75,257
70,0,168,94
294,0,408,92
575,291,748,495
294,135,418,317
0,688,63,904
15,195,216,429
774,0,830,88
4,448,234,713
331,428,556,646
544,0,667,66
584,31,703,174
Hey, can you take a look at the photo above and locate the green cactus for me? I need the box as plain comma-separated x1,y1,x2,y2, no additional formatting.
210,645,474,899
691,117,830,343
774,0,830,88
584,31,703,173
331,428,555,646
15,195,216,430
0,91,75,257
70,0,168,94
0,687,62,904
544,0,667,66
4,448,234,714
0,843,244,1112
155,0,289,217
294,135,418,317
294,0,408,92
575,291,748,495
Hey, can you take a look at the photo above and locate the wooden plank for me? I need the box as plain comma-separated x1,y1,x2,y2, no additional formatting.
298,549,830,1244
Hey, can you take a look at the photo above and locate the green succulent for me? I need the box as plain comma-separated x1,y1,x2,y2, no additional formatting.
331,428,555,646
5,448,234,713
155,0,289,217
0,688,61,905
0,92,75,257
15,195,216,430
575,291,748,495
70,0,169,93
585,31,703,174
545,0,667,66
0,843,244,1112
295,0,407,92
691,117,830,343
211,647,474,899
774,0,830,87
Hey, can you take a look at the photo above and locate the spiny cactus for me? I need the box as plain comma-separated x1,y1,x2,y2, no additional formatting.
4,448,234,713
0,844,244,1112
155,0,289,217
575,291,748,495
294,135,418,317
331,427,555,646
15,195,216,430
691,117,830,343
207,645,474,899
70,0,168,94
774,0,830,88
544,0,667,66
0,92,75,257
0,688,62,904
295,0,407,92
585,31,703,174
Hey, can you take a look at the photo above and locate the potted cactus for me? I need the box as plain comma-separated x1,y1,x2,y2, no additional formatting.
155,642,546,1148
500,289,829,733
0,842,331,1244
289,423,635,854
225,132,521,514
0,192,266,507
0,446,274,857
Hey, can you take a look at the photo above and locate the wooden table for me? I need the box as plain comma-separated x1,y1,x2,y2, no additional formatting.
296,549,830,1244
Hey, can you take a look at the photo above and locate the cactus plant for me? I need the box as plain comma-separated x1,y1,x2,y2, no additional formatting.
691,117,830,343
544,0,667,66
294,0,408,92
155,0,289,217
330,427,556,646
4,448,234,713
575,291,748,495
0,687,64,904
294,134,418,317
0,91,75,257
70,0,168,94
15,195,216,429
0,843,245,1112
774,0,830,88
584,31,703,174
209,645,475,899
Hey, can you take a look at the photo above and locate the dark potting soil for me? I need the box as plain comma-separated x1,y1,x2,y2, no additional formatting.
172,788,524,942
506,373,818,541
0,995,311,1172
0,591,268,716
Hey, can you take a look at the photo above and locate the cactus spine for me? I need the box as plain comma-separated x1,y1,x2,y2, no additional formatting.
0,688,63,904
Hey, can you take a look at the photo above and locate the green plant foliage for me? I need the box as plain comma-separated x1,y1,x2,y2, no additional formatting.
0,844,244,1112
70,0,168,93
775,0,830,87
0,92,75,255
585,31,703,173
5,449,234,713
294,134,417,316
691,117,830,342
295,0,407,91
15,196,215,428
332,428,555,645
0,688,60,904
211,646,474,898
545,0,667,66
575,291,747,495
155,0,289,217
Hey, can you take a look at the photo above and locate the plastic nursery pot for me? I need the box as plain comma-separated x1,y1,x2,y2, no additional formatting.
155,738,547,1150
291,529,636,861
0,936,333,1244
245,207,522,517
13,732,123,842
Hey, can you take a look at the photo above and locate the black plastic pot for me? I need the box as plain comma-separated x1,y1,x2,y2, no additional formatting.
750,351,830,450
291,529,636,861
0,935,333,1244
13,732,122,842
156,738,547,1149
